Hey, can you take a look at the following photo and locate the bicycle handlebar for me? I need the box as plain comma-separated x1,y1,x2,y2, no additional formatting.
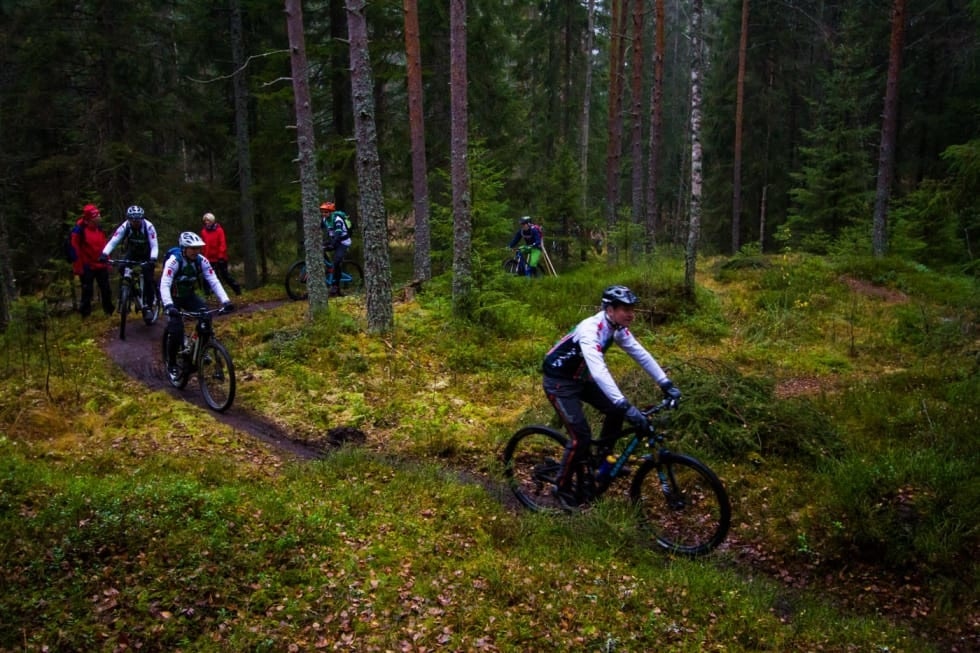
643,397,679,417
176,306,230,319
109,258,152,269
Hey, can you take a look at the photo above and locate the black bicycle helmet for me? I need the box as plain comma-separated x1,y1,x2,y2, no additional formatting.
601,284,639,308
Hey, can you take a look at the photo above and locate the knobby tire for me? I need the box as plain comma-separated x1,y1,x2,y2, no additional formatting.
502,425,570,513
285,260,309,301
629,452,731,556
118,283,130,340
199,340,235,412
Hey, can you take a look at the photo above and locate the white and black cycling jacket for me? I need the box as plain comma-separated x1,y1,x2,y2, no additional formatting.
542,310,668,406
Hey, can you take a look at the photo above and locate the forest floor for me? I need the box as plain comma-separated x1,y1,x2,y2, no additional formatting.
102,296,978,653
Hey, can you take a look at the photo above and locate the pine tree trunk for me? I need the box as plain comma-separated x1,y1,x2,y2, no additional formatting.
404,0,431,282
685,0,704,298
645,0,665,252
873,0,906,258
450,0,472,313
579,0,596,235
629,0,645,251
731,0,749,254
604,0,629,263
285,0,328,313
347,0,393,332
230,0,259,289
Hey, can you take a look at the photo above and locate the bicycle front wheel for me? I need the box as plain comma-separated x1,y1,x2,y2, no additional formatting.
339,261,364,293
118,282,130,340
502,425,569,512
630,452,731,556
198,340,235,412
285,260,309,300
161,331,190,389
503,258,519,275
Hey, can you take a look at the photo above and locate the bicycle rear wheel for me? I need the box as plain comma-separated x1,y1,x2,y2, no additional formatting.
339,261,364,293
198,340,235,412
502,425,569,512
630,452,731,556
118,282,130,340
503,259,519,275
285,260,309,300
141,287,162,325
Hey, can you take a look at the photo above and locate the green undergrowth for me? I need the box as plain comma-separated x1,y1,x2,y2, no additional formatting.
1,253,976,650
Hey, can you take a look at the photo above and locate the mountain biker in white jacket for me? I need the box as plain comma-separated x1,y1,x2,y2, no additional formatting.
542,284,682,506
160,232,234,379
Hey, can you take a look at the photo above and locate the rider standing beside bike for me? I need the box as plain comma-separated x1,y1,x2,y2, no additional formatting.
542,285,682,506
160,232,234,378
507,216,543,276
99,205,159,321
320,201,352,297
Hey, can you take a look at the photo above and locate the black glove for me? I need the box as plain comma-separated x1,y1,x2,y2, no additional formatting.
220,302,235,314
98,253,108,263
624,404,649,430
660,380,682,402
164,304,179,318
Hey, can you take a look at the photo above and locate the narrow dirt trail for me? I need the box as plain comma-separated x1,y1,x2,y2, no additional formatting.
102,299,322,461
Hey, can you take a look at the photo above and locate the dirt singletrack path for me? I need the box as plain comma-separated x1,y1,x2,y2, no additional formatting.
102,299,322,461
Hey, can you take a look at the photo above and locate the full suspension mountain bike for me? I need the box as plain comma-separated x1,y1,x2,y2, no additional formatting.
110,258,161,340
161,306,236,412
502,398,731,556
285,255,364,300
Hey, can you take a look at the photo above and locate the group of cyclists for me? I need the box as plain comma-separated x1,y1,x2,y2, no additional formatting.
70,206,681,510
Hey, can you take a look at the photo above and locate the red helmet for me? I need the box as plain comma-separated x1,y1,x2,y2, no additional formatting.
82,204,100,219
320,202,335,212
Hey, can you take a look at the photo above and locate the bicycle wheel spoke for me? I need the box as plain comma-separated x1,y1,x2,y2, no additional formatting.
631,454,730,556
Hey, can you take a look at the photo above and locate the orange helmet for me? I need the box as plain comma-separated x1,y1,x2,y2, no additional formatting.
320,202,335,212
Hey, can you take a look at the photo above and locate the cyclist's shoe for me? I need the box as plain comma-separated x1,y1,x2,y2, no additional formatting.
142,307,153,322
167,365,181,383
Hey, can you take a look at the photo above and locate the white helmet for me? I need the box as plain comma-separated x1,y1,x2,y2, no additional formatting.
178,231,205,248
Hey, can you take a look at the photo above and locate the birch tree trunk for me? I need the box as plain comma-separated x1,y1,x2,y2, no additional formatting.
230,0,258,289
347,0,393,332
450,0,473,313
684,0,704,298
404,0,431,282
872,0,906,258
285,0,328,314
731,0,749,254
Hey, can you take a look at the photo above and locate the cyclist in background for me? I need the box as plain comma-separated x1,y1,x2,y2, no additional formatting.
320,201,353,297
507,216,542,276
100,205,159,321
542,285,682,507
160,232,234,379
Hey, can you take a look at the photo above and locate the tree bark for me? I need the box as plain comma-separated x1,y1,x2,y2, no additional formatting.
347,0,393,332
731,0,749,254
450,0,472,313
629,0,645,253
404,0,431,282
229,0,259,289
685,0,704,298
645,0,665,252
604,0,629,262
872,0,906,258
285,0,328,314
579,0,596,222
